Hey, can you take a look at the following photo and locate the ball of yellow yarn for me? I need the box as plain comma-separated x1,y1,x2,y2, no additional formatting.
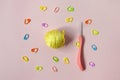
44,29,65,49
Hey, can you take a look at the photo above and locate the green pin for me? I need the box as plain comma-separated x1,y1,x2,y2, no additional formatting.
92,29,99,35
35,65,43,71
52,56,59,62
67,6,74,12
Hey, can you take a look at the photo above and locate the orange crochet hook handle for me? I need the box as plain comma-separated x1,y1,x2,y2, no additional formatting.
77,35,85,71
77,22,85,71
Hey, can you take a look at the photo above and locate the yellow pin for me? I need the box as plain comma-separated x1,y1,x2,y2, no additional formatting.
22,56,29,62
63,57,70,64
40,6,47,11
65,17,73,23
75,41,80,48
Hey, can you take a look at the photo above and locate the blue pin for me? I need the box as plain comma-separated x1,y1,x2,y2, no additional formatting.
24,34,29,40
91,44,97,51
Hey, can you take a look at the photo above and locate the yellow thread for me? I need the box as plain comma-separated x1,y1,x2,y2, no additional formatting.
45,29,65,49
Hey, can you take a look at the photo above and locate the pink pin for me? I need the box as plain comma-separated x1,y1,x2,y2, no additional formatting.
54,7,60,13
52,66,58,72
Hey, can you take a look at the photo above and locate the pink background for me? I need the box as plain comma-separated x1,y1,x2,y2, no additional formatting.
0,0,120,80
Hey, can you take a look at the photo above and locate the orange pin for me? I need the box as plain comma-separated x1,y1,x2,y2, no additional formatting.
31,48,39,53
85,19,92,24
24,18,31,24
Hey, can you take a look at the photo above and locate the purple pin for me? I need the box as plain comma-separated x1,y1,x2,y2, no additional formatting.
89,61,95,67
42,23,48,28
